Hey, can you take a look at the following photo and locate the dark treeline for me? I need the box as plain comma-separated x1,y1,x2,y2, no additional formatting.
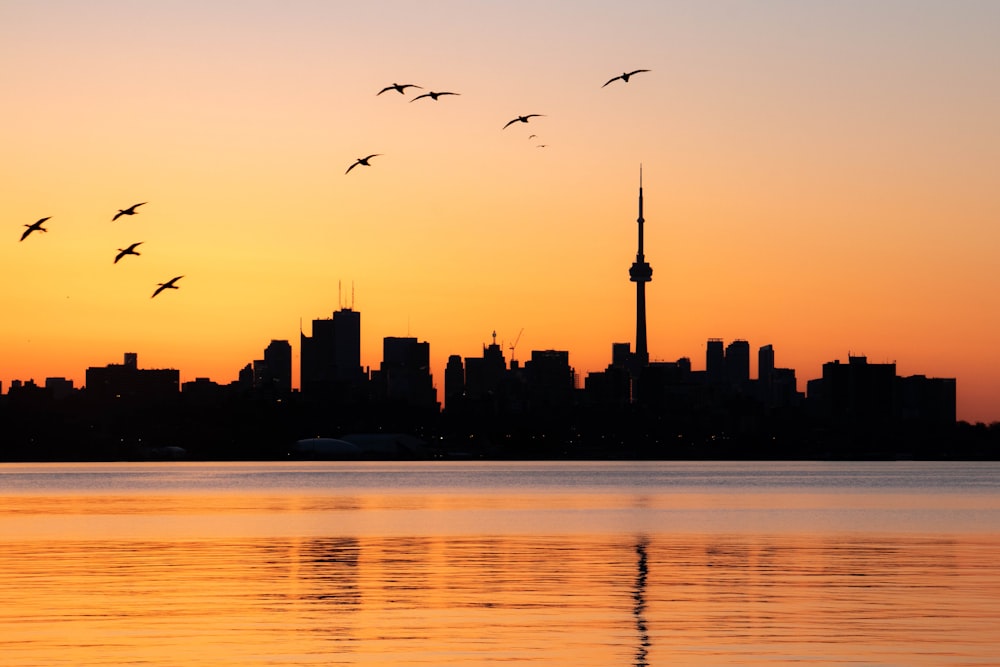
1,380,998,462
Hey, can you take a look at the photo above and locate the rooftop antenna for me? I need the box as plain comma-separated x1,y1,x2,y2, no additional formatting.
338,280,342,310
351,281,355,309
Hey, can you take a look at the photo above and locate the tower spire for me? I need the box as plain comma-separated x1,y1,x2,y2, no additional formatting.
637,164,645,255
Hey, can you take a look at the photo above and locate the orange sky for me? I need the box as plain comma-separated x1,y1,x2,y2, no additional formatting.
3,1,999,422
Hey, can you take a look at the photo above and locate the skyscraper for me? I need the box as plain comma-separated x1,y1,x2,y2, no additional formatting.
261,339,292,396
758,344,775,386
444,354,465,411
379,336,436,409
725,339,750,389
300,307,366,400
706,339,725,385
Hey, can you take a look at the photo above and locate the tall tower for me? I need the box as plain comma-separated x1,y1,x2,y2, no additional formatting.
629,166,653,368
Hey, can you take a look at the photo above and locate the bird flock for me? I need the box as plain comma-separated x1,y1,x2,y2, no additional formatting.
17,68,649,300
19,202,182,299
348,68,650,172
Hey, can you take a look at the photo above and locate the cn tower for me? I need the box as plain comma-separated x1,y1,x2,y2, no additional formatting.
629,166,653,369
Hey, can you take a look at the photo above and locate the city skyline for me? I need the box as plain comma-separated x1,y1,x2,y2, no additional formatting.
3,2,999,423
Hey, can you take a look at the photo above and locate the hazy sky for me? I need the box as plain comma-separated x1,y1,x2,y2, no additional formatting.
3,1,999,422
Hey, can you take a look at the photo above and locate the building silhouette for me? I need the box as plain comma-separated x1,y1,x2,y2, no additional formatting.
523,350,575,411
372,336,437,410
300,307,366,401
444,354,465,411
255,339,292,397
461,332,509,413
725,339,751,391
85,353,179,401
706,339,725,385
807,355,955,428
44,377,75,400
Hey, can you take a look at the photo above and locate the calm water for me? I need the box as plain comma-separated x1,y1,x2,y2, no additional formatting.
2,461,999,665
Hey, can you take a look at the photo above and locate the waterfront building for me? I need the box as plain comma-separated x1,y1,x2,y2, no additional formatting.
85,353,179,401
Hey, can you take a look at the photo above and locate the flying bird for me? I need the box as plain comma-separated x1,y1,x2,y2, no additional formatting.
345,154,382,174
528,134,537,140
602,69,650,87
114,242,143,264
20,217,50,241
378,83,422,96
112,202,146,221
151,275,183,298
410,91,459,102
502,114,545,129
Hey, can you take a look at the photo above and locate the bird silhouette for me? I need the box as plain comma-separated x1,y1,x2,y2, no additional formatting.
345,154,382,174
410,91,459,102
20,217,50,241
602,69,650,87
151,275,183,298
378,83,422,95
503,114,544,129
114,242,143,264
112,202,146,221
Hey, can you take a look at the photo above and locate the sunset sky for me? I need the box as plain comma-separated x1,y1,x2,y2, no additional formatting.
3,1,999,422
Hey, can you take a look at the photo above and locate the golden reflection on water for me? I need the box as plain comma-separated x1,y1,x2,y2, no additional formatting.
2,463,1000,665
3,531,1000,666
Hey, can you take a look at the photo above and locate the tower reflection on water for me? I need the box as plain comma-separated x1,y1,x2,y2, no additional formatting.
634,537,650,667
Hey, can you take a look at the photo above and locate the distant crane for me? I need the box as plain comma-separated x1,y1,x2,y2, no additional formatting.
509,328,524,364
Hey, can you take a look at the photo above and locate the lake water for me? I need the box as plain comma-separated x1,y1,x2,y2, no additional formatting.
2,460,999,665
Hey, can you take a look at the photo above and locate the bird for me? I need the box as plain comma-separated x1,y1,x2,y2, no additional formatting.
20,217,50,241
345,154,382,174
377,83,422,96
410,91,459,102
151,275,183,298
528,134,537,140
112,202,146,221
503,114,545,129
602,69,650,87
114,242,143,264
536,144,548,148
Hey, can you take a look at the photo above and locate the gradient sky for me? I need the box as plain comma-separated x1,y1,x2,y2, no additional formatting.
3,1,999,422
